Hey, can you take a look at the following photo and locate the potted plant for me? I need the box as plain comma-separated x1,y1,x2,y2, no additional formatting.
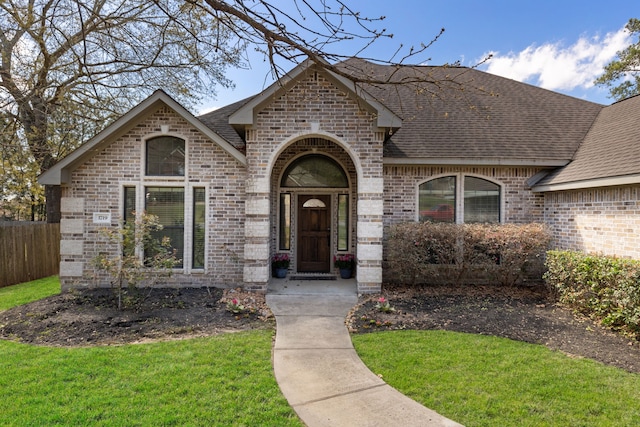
334,253,355,279
272,253,290,278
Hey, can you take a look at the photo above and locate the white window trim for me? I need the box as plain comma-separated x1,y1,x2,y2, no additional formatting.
141,132,189,181
117,133,209,274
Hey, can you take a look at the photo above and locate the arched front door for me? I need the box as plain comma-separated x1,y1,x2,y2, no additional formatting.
297,195,331,272
279,152,350,274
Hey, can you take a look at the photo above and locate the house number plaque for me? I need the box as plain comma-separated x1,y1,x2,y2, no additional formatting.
93,212,112,224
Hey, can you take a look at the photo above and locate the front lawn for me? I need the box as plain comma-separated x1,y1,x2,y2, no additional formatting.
0,278,301,426
0,276,60,311
353,330,640,427
0,332,301,426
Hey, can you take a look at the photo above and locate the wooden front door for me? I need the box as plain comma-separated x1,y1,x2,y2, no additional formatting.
297,195,331,272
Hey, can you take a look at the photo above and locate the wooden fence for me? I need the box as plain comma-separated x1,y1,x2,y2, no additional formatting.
0,222,60,288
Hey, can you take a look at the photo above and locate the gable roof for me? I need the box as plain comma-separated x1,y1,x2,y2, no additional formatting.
335,59,604,166
532,94,640,191
225,59,402,129
39,90,246,186
197,58,604,168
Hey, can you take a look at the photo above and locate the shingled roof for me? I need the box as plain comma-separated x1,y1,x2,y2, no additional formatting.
199,58,604,166
336,58,603,164
533,94,640,190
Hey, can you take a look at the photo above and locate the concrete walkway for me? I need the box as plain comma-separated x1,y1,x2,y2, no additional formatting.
266,279,463,427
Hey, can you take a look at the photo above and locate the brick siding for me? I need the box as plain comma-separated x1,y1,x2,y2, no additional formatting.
59,106,246,290
383,165,546,226
544,185,640,258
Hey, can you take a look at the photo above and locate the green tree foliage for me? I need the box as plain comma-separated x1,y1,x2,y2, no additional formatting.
595,18,640,101
93,213,181,310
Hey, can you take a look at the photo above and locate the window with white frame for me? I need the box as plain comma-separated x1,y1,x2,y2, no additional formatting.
419,175,501,223
121,135,207,271
146,136,185,176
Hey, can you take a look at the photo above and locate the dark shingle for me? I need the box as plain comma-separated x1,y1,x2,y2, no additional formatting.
536,94,640,186
336,58,603,162
197,97,254,151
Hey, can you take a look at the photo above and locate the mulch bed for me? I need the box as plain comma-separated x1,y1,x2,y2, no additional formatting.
1,283,639,374
0,287,273,347
347,284,640,374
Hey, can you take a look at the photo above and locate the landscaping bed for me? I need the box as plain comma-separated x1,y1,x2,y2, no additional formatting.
0,287,272,346
348,284,640,374
1,283,639,374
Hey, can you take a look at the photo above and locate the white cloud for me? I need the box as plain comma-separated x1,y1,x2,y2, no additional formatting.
482,27,631,91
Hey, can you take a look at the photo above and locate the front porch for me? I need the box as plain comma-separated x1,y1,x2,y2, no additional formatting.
268,273,357,295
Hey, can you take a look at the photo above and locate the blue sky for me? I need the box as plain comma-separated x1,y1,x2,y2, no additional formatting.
199,0,638,113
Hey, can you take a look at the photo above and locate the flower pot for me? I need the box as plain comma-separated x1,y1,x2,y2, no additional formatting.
274,267,288,278
339,268,352,279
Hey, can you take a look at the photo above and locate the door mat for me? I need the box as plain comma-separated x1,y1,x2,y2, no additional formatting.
289,275,337,281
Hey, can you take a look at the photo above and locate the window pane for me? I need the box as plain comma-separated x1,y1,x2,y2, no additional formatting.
279,193,291,250
338,194,349,251
193,188,205,269
123,186,136,224
419,177,456,223
145,187,184,267
281,155,348,187
123,186,136,257
464,177,500,223
146,137,185,176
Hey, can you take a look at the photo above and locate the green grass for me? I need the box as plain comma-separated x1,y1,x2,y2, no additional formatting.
0,332,301,426
0,276,60,311
0,278,301,426
353,330,640,427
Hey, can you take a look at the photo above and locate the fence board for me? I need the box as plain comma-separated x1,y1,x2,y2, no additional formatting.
0,222,60,288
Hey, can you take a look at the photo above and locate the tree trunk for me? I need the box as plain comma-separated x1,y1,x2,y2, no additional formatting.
45,185,61,223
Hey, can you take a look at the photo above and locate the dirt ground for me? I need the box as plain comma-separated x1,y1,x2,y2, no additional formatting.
1,284,639,374
0,287,273,347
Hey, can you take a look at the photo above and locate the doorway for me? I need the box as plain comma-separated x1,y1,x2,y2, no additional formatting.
297,195,331,272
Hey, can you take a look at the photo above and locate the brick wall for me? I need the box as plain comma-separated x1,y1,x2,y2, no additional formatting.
245,68,385,292
59,106,246,290
544,185,640,258
383,165,546,226
270,138,358,271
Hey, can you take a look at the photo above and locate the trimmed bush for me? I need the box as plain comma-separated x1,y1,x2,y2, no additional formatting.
544,251,640,339
384,222,550,286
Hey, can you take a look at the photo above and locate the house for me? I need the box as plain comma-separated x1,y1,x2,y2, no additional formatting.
39,58,640,293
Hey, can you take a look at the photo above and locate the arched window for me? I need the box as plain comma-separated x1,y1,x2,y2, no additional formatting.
419,175,501,223
418,176,456,223
463,176,500,223
281,155,348,188
146,136,185,176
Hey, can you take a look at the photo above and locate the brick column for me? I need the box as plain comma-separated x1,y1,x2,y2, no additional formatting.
356,178,384,293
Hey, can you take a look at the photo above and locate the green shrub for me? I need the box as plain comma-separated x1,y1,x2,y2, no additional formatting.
544,250,640,338
384,222,550,286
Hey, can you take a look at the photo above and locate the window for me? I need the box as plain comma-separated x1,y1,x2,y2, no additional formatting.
145,187,184,267
337,194,349,251
123,186,136,225
192,188,206,269
123,186,136,256
419,176,456,223
146,136,185,176
279,193,291,251
464,177,500,223
281,155,348,188
419,176,500,223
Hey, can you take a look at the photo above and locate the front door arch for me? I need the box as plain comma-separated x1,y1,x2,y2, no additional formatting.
278,151,351,274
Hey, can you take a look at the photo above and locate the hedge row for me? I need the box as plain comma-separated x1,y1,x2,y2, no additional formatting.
384,222,550,286
544,250,640,338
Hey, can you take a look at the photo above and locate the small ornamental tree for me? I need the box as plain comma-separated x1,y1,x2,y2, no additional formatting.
93,212,181,309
